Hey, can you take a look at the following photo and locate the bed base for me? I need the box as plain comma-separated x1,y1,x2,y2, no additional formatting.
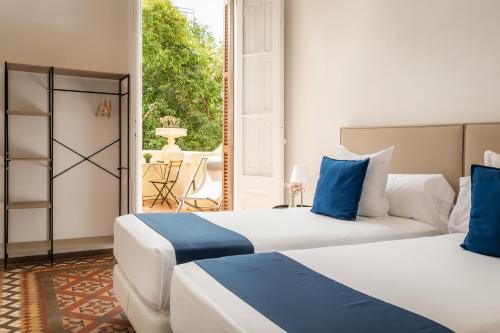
113,265,172,333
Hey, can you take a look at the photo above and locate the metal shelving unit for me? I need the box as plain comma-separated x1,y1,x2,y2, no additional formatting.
3,62,130,270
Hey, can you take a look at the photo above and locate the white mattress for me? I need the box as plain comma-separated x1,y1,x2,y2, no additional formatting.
114,208,440,312
171,233,500,333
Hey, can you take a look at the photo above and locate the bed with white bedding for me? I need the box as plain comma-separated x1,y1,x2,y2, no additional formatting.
114,123,474,333
171,233,500,333
113,208,440,313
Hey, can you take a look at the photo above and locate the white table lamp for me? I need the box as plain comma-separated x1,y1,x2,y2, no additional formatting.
290,164,311,206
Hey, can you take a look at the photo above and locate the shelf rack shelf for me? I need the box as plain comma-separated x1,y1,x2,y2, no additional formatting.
7,201,52,210
7,156,51,161
7,110,52,117
6,62,127,80
7,240,51,255
4,61,130,270
6,236,114,256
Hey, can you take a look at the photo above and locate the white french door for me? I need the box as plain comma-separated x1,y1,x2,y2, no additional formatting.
234,0,284,210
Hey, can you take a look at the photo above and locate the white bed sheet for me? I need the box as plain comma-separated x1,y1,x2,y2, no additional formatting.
171,234,500,333
114,208,440,313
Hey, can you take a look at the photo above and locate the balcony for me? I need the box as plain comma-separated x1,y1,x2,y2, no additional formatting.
141,147,221,212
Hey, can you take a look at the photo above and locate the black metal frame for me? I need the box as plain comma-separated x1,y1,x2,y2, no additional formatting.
4,63,9,269
49,67,54,265
53,139,120,180
3,62,130,270
51,73,131,214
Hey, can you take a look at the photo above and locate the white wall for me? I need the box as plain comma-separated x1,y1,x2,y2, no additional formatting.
0,0,135,257
285,0,500,203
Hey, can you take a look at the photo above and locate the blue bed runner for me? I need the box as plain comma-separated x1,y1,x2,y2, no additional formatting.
196,252,453,333
135,213,254,264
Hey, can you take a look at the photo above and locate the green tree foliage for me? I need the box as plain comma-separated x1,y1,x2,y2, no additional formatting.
142,0,223,151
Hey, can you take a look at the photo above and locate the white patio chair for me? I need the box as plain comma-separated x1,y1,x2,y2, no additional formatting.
176,156,223,212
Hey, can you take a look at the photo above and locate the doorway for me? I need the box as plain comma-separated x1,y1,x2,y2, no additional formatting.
140,0,227,212
135,0,284,213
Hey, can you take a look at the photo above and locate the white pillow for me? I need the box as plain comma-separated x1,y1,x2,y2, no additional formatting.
339,145,394,217
448,150,500,233
448,177,471,233
386,174,455,233
484,150,500,168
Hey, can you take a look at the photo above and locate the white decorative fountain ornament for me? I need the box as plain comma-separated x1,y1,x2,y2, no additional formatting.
155,116,187,152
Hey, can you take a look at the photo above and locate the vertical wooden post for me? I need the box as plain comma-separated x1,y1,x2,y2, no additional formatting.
222,0,234,211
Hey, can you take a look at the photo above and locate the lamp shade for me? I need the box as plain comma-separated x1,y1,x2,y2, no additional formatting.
290,164,311,183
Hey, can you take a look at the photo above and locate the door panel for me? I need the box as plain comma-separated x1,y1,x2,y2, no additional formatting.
235,0,284,210
243,0,260,54
262,54,273,112
243,56,260,115
263,0,274,52
243,117,259,174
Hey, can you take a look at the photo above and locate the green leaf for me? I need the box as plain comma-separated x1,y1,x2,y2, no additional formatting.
142,0,223,151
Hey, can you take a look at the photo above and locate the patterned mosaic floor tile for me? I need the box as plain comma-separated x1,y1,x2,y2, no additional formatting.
57,294,83,309
66,280,109,294
77,299,119,316
63,317,92,332
0,251,135,333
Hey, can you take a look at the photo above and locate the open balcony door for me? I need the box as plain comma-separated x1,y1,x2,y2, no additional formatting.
233,0,285,210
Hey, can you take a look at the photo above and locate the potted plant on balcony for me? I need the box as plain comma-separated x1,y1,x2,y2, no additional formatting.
156,115,187,152
160,115,181,128
143,152,153,163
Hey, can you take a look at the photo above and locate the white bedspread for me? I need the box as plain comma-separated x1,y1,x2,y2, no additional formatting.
171,234,500,333
114,208,440,312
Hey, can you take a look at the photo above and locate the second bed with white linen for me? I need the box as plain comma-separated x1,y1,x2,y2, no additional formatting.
114,208,441,313
171,233,500,333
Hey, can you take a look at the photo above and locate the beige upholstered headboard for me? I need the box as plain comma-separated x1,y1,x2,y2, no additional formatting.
340,124,463,193
463,123,500,176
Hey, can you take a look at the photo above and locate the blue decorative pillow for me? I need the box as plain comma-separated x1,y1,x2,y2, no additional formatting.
462,164,500,257
311,157,370,221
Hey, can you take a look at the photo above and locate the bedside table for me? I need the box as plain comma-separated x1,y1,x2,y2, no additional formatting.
272,204,312,209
